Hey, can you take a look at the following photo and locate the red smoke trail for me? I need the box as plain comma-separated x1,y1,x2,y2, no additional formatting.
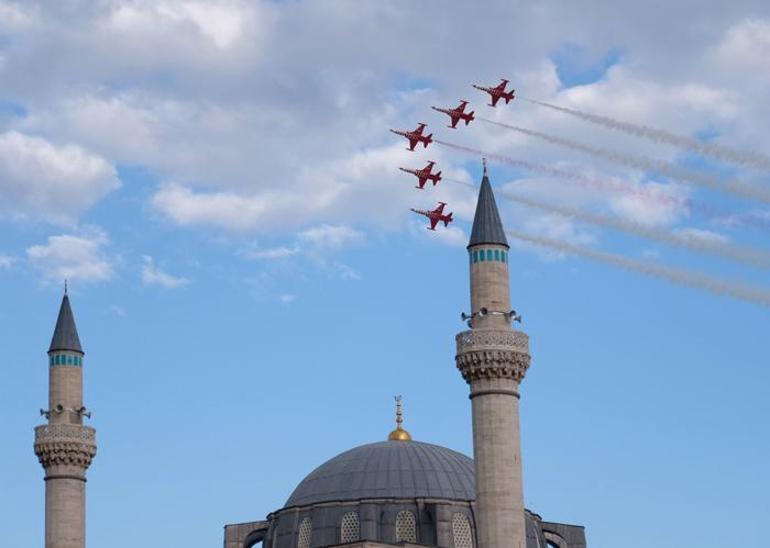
434,138,770,231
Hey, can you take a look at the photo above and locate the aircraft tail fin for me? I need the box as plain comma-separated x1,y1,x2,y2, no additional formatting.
444,213,453,226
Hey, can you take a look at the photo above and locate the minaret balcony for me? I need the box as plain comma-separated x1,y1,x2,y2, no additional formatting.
34,424,97,470
455,329,531,384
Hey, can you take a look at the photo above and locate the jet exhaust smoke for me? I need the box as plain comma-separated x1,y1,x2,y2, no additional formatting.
505,229,770,308
521,97,770,172
443,177,476,189
478,119,770,206
435,139,770,232
502,191,770,269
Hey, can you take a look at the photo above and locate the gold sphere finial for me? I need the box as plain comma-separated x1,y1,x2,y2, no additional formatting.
387,395,412,442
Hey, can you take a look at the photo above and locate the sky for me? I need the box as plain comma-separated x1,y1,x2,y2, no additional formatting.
1,1,769,547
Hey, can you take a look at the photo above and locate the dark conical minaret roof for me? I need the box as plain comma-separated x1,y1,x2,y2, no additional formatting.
468,161,508,248
49,291,83,353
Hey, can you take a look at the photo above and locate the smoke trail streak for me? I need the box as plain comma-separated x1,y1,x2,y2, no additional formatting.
443,177,476,189
435,138,689,210
521,97,770,171
435,138,770,232
478,118,770,205
502,191,770,269
505,229,770,308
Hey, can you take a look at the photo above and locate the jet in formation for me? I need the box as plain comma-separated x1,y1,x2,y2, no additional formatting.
390,123,433,151
399,161,442,189
432,100,475,129
411,202,454,230
472,79,515,107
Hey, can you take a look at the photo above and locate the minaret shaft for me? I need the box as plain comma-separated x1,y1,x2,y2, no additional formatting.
457,167,529,548
35,294,96,548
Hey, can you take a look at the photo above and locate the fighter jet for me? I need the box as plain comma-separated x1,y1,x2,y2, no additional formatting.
411,202,454,230
472,79,515,107
390,123,433,151
399,161,442,189
432,100,475,129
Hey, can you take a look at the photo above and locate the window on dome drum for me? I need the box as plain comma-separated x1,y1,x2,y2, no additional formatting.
452,513,472,548
494,249,500,261
340,512,360,543
486,249,493,261
297,517,312,548
395,511,417,543
473,250,479,263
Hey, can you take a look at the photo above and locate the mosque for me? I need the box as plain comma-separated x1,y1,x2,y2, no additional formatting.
34,166,588,548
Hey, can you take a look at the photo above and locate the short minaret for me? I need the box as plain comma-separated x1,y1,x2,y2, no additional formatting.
34,289,97,548
455,161,530,548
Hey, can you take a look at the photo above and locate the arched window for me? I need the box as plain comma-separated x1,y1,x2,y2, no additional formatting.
395,510,417,543
452,513,472,548
297,517,312,548
340,512,360,543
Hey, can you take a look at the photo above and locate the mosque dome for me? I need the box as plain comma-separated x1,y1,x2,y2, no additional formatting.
285,440,475,507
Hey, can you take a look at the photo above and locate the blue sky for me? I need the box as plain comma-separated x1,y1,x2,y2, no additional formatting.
1,2,770,548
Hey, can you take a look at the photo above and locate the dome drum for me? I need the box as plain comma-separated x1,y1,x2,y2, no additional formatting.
265,499,476,548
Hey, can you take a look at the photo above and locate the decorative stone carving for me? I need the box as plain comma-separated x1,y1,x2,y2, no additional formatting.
455,329,531,383
34,425,97,469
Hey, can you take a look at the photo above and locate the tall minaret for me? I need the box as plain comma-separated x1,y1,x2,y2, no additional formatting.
34,289,97,548
455,161,530,548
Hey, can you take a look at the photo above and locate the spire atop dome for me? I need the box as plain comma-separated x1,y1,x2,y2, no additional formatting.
468,161,509,248
388,395,412,441
49,292,83,354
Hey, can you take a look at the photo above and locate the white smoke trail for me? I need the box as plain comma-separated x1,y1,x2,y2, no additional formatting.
521,97,770,172
443,177,476,189
502,191,770,269
479,119,770,206
435,138,770,232
505,229,770,308
435,138,690,210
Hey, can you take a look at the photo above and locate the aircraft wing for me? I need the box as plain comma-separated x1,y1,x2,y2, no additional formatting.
490,95,501,107
408,137,419,150
434,202,446,214
429,217,439,230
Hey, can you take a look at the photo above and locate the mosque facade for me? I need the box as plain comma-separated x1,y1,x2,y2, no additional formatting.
34,167,587,548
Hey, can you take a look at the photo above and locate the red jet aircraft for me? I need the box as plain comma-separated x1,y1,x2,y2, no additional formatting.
432,100,475,129
390,123,433,151
472,79,515,107
399,161,442,189
411,202,454,230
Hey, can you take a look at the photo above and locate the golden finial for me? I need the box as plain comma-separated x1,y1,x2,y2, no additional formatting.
388,395,412,441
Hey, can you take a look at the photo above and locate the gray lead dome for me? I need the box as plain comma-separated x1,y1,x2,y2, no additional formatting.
285,440,475,507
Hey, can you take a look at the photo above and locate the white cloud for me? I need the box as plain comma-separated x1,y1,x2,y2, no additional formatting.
141,256,189,288
330,261,361,281
410,221,467,247
277,293,297,304
0,254,14,269
240,245,300,260
674,227,730,245
0,131,119,224
297,224,365,251
2,1,769,254
607,180,689,227
27,228,113,283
